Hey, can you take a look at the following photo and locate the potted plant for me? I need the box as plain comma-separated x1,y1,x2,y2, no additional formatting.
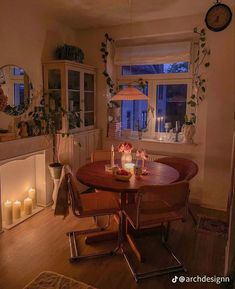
28,91,81,180
108,100,121,121
182,113,196,144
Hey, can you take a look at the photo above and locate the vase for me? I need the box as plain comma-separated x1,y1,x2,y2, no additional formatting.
182,124,196,144
48,163,63,180
121,152,132,168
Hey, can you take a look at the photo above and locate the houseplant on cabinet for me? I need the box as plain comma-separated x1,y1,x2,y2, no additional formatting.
28,91,81,179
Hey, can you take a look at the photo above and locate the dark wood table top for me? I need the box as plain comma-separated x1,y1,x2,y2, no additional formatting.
76,160,180,193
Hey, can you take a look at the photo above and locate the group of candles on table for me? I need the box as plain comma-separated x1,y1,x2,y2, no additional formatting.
108,143,148,178
4,188,36,225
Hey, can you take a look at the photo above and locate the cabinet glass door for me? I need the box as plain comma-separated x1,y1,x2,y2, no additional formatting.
48,69,62,130
68,70,80,129
84,73,94,127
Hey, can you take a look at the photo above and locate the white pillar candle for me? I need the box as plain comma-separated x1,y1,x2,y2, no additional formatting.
111,144,115,168
24,197,33,215
4,200,13,225
28,188,36,209
13,200,21,219
157,117,161,132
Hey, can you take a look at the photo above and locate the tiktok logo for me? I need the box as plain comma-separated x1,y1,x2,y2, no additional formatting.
172,276,178,283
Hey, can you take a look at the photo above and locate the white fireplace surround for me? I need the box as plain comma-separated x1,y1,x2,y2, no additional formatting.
0,136,53,232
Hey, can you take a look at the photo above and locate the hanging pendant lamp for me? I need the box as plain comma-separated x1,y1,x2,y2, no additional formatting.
111,85,148,101
111,0,148,101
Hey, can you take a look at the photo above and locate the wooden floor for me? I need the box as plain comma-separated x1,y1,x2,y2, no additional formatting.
0,207,227,289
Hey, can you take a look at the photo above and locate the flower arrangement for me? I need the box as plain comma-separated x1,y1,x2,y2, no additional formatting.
118,142,133,153
136,149,148,160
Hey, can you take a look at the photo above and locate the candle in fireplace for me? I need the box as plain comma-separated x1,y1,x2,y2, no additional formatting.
4,200,13,225
28,188,36,209
24,197,33,215
13,200,21,219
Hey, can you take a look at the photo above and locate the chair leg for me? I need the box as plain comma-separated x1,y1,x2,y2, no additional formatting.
67,215,121,263
189,207,198,226
93,215,111,230
122,223,187,282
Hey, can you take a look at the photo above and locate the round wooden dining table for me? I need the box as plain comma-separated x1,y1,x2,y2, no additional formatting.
76,160,180,193
76,160,180,262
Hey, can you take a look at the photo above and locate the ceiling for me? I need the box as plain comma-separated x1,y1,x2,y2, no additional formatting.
37,0,235,29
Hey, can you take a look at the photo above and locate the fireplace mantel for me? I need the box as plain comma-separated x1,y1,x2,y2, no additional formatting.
0,136,52,163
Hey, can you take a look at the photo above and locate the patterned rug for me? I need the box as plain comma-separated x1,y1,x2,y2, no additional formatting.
23,271,97,289
197,215,228,236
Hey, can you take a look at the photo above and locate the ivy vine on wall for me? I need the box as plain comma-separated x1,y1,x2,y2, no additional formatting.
186,27,211,123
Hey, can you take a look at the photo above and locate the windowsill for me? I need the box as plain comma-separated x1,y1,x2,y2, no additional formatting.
107,135,198,146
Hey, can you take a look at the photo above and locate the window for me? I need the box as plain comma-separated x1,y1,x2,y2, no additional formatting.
116,40,192,140
156,84,187,132
121,85,148,131
119,68,191,139
122,62,189,76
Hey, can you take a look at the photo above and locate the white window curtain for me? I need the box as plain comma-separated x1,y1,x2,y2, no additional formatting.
114,41,191,65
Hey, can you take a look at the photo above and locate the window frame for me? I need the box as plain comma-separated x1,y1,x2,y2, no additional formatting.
117,66,192,140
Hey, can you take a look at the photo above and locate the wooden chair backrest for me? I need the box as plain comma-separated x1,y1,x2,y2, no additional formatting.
91,150,121,162
136,181,190,227
67,172,83,217
156,157,198,181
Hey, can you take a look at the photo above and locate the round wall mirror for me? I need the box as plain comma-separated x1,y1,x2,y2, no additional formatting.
0,65,33,116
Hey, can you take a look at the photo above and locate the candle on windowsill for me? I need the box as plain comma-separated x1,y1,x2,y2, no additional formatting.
157,117,161,132
13,200,21,219
28,188,36,209
24,197,33,215
111,144,115,168
4,200,13,225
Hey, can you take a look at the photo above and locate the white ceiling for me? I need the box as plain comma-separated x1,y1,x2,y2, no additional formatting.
39,0,235,29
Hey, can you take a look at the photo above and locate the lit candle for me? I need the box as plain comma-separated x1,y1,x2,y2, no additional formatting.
28,188,36,209
124,163,135,174
4,200,13,225
111,144,115,168
157,117,161,132
13,200,21,219
24,197,33,215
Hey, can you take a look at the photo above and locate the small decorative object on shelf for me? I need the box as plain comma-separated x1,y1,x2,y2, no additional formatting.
13,200,21,220
118,142,133,168
4,200,13,225
182,114,196,144
55,44,84,63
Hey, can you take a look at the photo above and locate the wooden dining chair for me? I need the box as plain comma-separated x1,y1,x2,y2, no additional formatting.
156,156,198,225
61,170,121,263
91,149,121,162
122,181,189,282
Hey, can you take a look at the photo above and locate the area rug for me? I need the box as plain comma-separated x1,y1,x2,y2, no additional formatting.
23,271,97,289
197,215,228,236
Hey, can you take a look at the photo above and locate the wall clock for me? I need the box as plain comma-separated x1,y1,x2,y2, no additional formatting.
205,1,233,32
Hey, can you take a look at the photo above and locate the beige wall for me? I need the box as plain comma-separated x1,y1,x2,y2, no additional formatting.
0,1,234,210
75,13,235,211
0,1,78,128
